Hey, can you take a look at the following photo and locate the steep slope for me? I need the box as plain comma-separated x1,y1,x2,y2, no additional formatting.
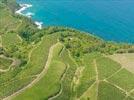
0,0,134,100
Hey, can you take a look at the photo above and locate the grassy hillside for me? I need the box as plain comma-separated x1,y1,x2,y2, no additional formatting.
0,0,134,100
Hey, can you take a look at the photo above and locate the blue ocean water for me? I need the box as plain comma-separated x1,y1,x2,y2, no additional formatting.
17,0,134,43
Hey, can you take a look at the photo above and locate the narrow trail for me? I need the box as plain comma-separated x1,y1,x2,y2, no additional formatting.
79,81,96,100
73,67,85,91
0,59,20,73
105,67,123,80
93,59,99,99
17,34,23,42
129,88,134,94
0,68,10,73
3,43,59,100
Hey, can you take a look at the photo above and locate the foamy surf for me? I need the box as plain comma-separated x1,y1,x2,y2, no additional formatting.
25,12,34,18
35,21,43,29
15,4,43,29
15,4,32,15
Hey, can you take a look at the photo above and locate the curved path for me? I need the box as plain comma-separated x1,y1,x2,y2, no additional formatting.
3,43,59,100
0,55,19,73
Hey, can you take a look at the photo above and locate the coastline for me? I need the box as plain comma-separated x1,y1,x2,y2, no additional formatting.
15,4,32,15
15,3,43,29
35,21,43,29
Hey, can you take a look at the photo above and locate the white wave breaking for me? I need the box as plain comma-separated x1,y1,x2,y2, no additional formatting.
25,12,34,18
35,21,43,29
15,4,43,29
15,4,32,15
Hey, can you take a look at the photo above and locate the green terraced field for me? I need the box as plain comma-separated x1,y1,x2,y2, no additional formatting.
0,0,134,100
108,69,134,91
13,43,66,100
96,56,121,80
98,81,126,100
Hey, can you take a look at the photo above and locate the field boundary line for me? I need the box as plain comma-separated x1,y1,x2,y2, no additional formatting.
59,45,65,57
104,80,126,92
79,81,96,99
77,75,96,99
17,34,23,42
105,67,123,80
129,88,134,93
94,59,99,100
126,88,134,99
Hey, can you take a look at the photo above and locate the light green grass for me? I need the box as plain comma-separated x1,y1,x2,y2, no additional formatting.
0,57,12,70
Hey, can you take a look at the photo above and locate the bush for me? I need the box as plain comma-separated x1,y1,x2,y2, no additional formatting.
128,48,134,53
